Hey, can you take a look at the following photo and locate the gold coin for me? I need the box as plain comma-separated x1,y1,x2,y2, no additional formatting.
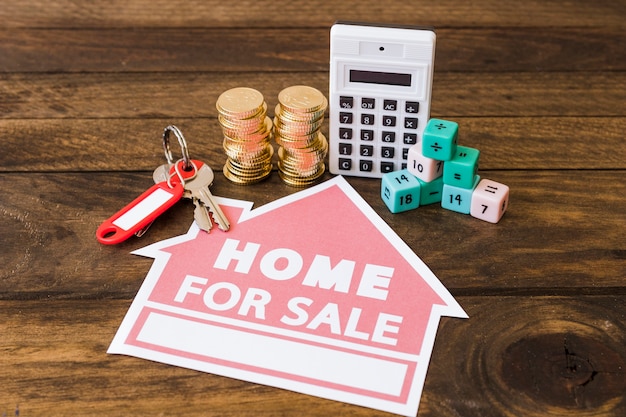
278,164,325,187
226,160,273,177
224,164,272,185
278,86,328,114
217,89,275,185
274,104,326,123
274,118,324,137
219,102,268,124
273,87,328,187
216,87,265,118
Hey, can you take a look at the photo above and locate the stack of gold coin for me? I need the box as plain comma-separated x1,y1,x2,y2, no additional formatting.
217,87,274,184
274,85,329,186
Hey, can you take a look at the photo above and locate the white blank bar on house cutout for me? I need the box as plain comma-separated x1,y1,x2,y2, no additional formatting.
137,312,408,396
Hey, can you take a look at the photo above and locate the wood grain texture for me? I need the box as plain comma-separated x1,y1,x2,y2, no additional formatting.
1,28,624,73
1,72,624,119
1,0,625,415
1,0,624,28
1,170,624,298
425,296,626,416
1,297,624,416
1,116,625,172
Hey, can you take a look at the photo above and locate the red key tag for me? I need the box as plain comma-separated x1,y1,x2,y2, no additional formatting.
96,181,184,245
167,159,203,185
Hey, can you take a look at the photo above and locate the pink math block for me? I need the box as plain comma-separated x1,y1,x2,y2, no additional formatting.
470,179,509,223
407,143,443,182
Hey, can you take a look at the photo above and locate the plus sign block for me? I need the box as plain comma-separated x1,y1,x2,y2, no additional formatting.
422,118,458,161
442,175,480,214
443,146,480,189
381,169,421,213
407,143,444,182
470,178,510,223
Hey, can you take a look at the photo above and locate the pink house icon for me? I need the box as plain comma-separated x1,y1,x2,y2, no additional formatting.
109,176,467,416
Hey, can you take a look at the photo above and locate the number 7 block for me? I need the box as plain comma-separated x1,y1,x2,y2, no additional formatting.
470,179,510,223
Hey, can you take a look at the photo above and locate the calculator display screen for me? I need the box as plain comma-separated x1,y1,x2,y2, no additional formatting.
349,70,412,87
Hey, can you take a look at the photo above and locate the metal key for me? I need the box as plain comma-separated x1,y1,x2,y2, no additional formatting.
152,163,171,184
154,161,212,231
186,163,230,232
168,159,230,232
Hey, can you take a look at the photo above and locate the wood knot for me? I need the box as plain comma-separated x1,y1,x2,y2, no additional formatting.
502,333,625,409
555,343,596,386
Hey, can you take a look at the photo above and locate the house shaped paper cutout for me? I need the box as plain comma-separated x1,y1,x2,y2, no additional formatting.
108,175,467,416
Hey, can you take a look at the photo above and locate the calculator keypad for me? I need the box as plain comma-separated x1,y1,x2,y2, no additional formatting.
330,95,427,178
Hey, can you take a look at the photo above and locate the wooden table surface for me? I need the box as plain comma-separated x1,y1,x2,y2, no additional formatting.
1,1,625,416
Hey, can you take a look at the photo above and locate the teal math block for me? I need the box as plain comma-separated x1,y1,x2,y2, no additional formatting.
381,169,421,213
422,118,458,161
441,175,480,214
443,145,480,189
418,176,444,205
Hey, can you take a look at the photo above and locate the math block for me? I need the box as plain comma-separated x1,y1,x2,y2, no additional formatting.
422,118,458,161
441,175,480,214
470,179,510,223
381,169,421,213
407,143,444,182
418,176,444,205
443,146,480,189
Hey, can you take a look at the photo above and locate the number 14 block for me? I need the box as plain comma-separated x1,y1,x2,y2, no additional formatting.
381,118,510,223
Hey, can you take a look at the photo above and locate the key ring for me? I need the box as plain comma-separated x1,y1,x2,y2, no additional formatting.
168,158,198,189
162,125,192,171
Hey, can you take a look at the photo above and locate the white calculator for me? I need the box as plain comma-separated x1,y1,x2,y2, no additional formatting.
328,22,436,178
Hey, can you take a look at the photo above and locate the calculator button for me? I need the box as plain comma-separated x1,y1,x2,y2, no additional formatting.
361,98,375,109
381,147,395,158
360,130,374,141
383,100,397,111
361,114,375,125
339,128,353,139
381,162,395,173
405,101,419,113
382,131,396,142
340,96,354,109
382,115,396,127
339,158,352,170
402,148,410,159
340,112,353,124
404,117,418,129
360,145,374,157
339,143,352,155
401,162,407,170
403,133,418,144
359,160,373,172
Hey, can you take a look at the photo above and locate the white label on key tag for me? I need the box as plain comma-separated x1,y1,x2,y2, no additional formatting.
113,188,176,231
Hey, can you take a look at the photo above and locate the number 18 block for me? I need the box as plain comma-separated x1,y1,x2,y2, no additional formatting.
381,169,421,213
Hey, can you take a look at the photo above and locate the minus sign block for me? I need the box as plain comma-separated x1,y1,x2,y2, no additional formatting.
418,176,444,205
